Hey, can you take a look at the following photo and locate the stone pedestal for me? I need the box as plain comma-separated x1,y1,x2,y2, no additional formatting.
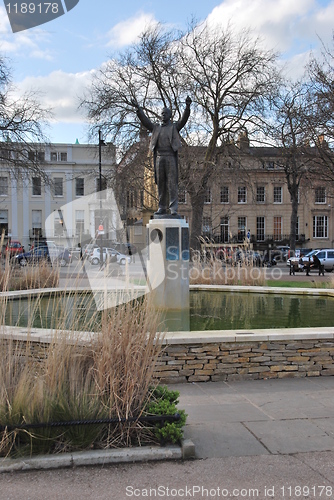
146,218,189,331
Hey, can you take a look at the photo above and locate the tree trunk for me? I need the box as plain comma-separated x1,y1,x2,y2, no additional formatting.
289,191,299,252
189,193,205,252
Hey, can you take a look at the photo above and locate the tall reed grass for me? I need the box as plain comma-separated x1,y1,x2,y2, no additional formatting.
190,251,266,286
0,264,164,456
0,259,59,291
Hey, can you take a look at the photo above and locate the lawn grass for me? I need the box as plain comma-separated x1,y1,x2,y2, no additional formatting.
266,279,330,288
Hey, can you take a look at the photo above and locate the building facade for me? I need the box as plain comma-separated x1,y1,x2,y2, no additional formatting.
122,141,334,252
0,142,116,250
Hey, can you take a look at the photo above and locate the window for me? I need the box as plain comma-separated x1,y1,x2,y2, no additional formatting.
204,188,211,204
238,187,246,203
0,210,8,235
0,149,11,161
179,188,186,204
28,151,45,162
50,151,67,162
220,216,229,243
202,216,212,237
75,210,85,237
315,187,326,204
53,177,63,197
273,216,282,240
256,186,265,203
127,190,136,208
313,215,328,238
220,186,229,203
0,177,8,196
32,210,42,237
75,178,84,197
237,216,246,241
54,213,64,237
273,186,282,203
266,161,275,170
256,217,265,241
32,177,41,196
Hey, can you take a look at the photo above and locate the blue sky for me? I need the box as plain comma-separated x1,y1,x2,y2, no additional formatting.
1,0,334,144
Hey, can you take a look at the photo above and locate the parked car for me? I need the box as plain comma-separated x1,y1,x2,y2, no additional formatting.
15,246,71,267
287,249,318,270
310,249,334,272
287,248,334,273
112,242,137,256
232,250,263,267
272,246,290,262
89,247,131,265
82,243,99,259
4,240,24,259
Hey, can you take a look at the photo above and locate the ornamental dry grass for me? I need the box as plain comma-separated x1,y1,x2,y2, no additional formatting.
0,260,59,291
0,289,163,457
190,253,266,287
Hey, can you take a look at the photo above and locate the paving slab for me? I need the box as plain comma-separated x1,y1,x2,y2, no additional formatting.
183,421,269,458
169,376,334,459
245,419,334,454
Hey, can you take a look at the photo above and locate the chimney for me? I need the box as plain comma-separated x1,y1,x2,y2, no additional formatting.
237,130,249,150
317,134,328,148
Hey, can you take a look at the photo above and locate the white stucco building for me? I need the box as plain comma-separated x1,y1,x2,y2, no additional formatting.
0,142,117,249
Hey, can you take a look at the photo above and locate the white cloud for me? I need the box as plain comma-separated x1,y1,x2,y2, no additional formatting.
0,6,10,34
0,7,54,60
206,0,334,76
106,12,158,48
15,69,94,123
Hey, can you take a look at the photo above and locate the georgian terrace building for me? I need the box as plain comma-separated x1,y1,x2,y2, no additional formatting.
0,142,117,250
1,138,333,253
122,137,334,252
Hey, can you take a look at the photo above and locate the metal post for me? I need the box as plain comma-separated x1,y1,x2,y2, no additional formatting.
99,130,103,268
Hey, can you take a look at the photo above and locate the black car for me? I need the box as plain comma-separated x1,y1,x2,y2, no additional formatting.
15,246,71,267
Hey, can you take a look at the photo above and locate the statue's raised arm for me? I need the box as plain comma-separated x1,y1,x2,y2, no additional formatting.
176,96,192,132
131,98,154,132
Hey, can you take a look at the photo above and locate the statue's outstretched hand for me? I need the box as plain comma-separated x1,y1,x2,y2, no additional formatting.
186,96,192,106
131,98,139,109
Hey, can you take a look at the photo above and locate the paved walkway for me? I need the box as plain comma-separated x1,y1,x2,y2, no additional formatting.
1,377,334,499
169,377,334,458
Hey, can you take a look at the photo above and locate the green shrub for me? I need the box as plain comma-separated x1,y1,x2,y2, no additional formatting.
145,386,187,444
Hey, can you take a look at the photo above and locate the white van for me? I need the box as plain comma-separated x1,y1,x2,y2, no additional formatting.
313,249,334,272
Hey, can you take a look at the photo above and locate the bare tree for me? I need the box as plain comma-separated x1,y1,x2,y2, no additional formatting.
82,22,279,249
256,79,320,251
307,37,334,183
0,55,50,180
177,22,280,248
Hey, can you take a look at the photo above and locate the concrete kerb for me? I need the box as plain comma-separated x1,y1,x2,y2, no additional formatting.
0,440,195,472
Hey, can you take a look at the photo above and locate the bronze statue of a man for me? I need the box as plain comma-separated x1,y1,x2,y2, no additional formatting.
131,97,191,216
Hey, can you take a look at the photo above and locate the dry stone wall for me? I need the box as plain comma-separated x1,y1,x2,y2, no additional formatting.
154,339,334,384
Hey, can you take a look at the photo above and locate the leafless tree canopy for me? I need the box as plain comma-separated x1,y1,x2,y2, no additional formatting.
0,55,50,180
82,21,280,248
307,36,334,183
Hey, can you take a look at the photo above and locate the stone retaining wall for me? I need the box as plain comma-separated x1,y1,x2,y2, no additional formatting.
154,336,334,384
2,326,334,385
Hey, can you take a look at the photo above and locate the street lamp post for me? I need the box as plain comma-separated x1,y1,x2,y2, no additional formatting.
98,130,105,268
